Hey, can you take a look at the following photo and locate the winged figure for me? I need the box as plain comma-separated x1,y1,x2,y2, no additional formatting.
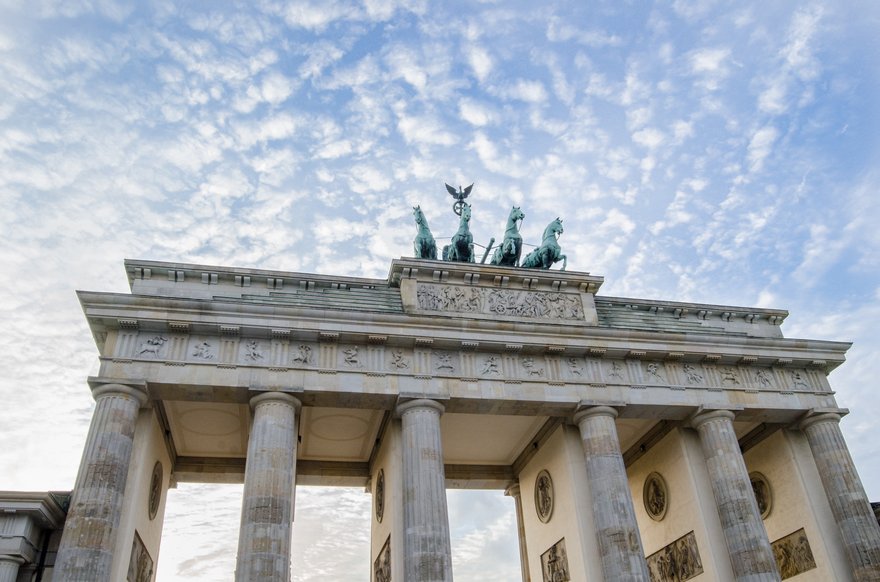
445,183,473,200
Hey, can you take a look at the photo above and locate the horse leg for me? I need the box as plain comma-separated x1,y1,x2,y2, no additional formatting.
560,254,567,271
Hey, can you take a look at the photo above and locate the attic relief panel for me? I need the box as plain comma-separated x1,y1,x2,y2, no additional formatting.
416,283,584,321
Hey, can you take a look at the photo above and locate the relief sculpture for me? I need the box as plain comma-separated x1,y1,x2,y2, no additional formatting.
541,538,570,582
416,283,584,321
683,363,703,384
291,345,312,365
192,341,215,360
374,536,391,582
434,352,455,372
772,528,816,579
126,532,154,582
522,357,545,377
646,531,703,582
137,336,167,358
389,350,410,369
243,340,264,361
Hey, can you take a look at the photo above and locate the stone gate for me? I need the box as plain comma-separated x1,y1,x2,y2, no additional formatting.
8,257,880,581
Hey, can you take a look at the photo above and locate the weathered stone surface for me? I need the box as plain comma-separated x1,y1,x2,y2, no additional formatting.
574,406,650,581
235,392,301,582
0,556,25,582
54,383,147,582
396,399,453,582
691,409,779,582
800,412,880,581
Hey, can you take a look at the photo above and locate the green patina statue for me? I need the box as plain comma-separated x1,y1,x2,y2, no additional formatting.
442,202,475,262
521,217,567,270
490,206,525,267
412,206,438,260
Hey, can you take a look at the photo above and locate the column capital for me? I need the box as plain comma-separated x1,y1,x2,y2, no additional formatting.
395,398,445,417
0,555,26,566
90,382,148,407
504,482,521,498
249,391,302,412
573,404,619,424
798,408,848,431
689,408,736,429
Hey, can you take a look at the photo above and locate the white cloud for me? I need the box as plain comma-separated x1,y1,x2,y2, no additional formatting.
466,46,493,81
747,125,779,172
458,98,496,127
495,79,548,103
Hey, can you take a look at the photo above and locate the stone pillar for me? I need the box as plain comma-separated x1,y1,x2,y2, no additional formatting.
799,411,880,581
54,383,147,581
691,409,779,582
573,406,650,581
0,556,25,582
505,482,530,582
235,392,301,582
395,399,453,582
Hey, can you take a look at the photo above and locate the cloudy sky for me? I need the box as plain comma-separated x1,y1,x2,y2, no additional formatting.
1,0,878,580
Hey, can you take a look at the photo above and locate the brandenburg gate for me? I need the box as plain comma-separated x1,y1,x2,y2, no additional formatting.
7,252,880,581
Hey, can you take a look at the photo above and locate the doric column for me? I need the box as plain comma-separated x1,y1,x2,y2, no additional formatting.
504,482,530,582
690,409,779,582
573,406,650,581
799,411,880,581
55,383,147,581
0,556,25,582
395,399,453,582
235,392,301,582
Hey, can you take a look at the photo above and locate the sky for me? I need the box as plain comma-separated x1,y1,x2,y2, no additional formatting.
0,0,878,580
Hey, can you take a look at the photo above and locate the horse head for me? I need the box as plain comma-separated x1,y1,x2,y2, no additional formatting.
510,206,525,225
460,202,472,222
543,217,563,240
413,205,427,226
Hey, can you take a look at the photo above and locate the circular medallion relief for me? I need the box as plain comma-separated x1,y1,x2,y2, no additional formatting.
749,471,772,519
148,461,163,520
643,472,668,521
375,469,385,523
534,470,554,523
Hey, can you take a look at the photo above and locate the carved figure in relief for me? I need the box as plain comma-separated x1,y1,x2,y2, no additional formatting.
374,537,391,582
243,340,264,361
720,367,740,385
522,357,545,377
521,217,567,270
646,531,703,582
790,370,809,390
343,347,360,367
192,341,214,360
138,336,167,358
683,363,703,384
609,361,624,380
434,352,455,372
567,358,583,376
291,345,312,365
490,206,525,266
481,356,501,375
389,350,409,369
412,205,437,260
442,202,474,263
755,368,772,388
646,362,665,383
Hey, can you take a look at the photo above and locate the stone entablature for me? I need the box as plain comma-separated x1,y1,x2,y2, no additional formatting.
108,330,831,396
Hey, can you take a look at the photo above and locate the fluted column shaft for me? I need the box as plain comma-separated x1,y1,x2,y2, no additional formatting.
396,399,453,582
0,556,25,582
505,483,531,582
800,412,880,581
235,392,301,582
574,406,649,581
54,383,147,581
691,410,779,582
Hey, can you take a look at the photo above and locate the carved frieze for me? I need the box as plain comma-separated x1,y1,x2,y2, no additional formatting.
772,528,816,579
127,532,154,582
416,283,584,321
541,538,569,582
374,536,391,582
646,531,703,582
118,331,825,395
